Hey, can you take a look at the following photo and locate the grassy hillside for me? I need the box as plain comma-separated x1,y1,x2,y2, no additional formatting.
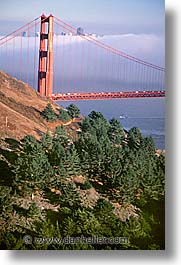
0,71,80,140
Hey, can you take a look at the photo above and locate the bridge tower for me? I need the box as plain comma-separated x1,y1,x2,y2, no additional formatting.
38,14,53,97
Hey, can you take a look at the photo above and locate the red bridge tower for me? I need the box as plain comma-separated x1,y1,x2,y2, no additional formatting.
38,14,53,97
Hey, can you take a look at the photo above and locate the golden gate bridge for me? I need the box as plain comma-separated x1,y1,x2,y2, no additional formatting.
0,14,165,101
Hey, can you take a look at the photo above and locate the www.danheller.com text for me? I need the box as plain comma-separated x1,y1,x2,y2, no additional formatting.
23,235,129,245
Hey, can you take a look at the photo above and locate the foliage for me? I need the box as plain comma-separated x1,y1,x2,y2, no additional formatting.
79,180,92,190
41,103,57,122
128,127,143,149
58,108,71,122
53,125,70,147
0,109,165,250
0,186,13,219
13,136,54,194
27,202,42,218
63,144,82,177
108,118,125,144
59,182,81,209
40,131,52,152
67,104,80,119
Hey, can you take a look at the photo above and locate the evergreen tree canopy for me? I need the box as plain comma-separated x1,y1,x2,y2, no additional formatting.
40,131,53,152
81,116,95,134
13,140,53,192
143,136,156,155
86,111,110,140
128,127,144,149
0,108,165,250
88,111,106,122
53,126,70,147
67,104,80,119
58,108,71,122
41,103,57,122
108,118,125,144
64,144,81,177
21,135,38,152
49,140,65,167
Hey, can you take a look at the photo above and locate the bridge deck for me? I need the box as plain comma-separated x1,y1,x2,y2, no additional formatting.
50,91,165,101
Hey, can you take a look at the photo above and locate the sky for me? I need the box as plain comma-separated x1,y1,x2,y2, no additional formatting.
0,0,165,35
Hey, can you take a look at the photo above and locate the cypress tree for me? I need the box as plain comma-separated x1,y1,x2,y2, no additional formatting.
63,144,81,177
108,118,125,144
42,103,57,122
40,131,53,153
13,139,53,193
67,104,80,119
58,108,71,122
128,127,143,149
53,125,70,147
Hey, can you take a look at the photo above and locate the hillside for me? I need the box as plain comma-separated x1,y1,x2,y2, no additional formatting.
0,71,80,140
0,71,165,250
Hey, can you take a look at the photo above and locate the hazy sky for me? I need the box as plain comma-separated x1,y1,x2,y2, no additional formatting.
0,0,165,35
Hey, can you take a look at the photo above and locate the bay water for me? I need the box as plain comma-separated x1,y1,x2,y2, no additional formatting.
59,98,165,150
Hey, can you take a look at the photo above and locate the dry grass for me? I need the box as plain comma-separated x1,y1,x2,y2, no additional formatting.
0,71,81,140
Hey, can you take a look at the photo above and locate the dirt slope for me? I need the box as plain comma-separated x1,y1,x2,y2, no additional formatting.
0,71,79,140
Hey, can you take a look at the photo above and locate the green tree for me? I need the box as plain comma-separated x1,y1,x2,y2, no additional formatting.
40,131,53,153
88,111,107,123
0,186,13,220
21,135,38,152
67,104,80,119
128,127,143,149
103,148,123,189
81,116,95,135
62,208,101,237
42,103,57,122
13,139,53,194
143,136,156,156
59,182,81,209
64,144,81,177
58,108,71,122
108,118,125,144
49,141,65,167
75,133,103,177
88,111,110,140
53,126,70,147
27,202,42,218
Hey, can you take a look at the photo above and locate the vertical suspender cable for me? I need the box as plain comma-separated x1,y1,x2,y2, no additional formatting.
33,21,37,89
20,33,22,81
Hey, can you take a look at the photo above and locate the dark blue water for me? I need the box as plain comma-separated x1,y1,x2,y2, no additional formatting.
59,98,165,150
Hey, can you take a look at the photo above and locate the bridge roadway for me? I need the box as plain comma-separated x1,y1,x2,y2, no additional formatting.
50,90,165,101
